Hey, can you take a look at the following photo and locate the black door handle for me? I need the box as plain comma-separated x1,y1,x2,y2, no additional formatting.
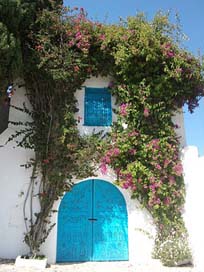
88,218,97,221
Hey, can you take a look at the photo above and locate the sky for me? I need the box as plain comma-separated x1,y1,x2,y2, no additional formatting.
65,0,204,155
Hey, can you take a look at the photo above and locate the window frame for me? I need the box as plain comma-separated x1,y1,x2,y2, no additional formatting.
84,87,112,127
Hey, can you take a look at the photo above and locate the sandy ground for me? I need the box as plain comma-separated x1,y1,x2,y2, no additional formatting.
0,259,195,272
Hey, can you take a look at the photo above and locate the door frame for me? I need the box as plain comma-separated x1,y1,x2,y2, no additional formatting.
56,178,129,262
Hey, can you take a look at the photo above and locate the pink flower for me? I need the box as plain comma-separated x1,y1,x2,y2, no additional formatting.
175,68,183,74
122,182,129,189
128,130,139,137
166,51,175,58
126,173,133,182
137,178,142,183
173,163,183,176
99,34,105,41
68,40,75,47
149,176,155,182
43,159,49,164
143,108,150,117
164,197,171,206
155,164,162,170
129,149,136,155
115,168,121,175
74,65,80,72
77,116,82,123
100,163,107,175
131,185,137,191
104,155,111,164
151,139,160,150
169,176,176,185
150,184,157,192
164,159,170,168
164,43,172,49
120,103,128,116
154,198,161,205
108,81,114,89
75,31,82,38
76,42,82,48
174,124,180,129
113,148,120,156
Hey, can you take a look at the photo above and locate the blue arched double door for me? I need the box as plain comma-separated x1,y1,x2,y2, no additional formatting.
56,179,128,262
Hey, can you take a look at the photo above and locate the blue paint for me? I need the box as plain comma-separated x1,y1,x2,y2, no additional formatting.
57,179,128,262
84,88,112,126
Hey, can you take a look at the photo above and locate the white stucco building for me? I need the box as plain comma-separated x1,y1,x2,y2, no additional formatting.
0,76,191,265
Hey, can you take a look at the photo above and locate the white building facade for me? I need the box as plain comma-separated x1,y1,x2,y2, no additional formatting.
0,76,188,264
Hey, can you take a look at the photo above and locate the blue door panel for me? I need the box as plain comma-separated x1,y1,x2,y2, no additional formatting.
57,181,92,262
93,180,128,261
57,179,128,262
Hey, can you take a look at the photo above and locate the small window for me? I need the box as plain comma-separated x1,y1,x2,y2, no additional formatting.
84,87,112,126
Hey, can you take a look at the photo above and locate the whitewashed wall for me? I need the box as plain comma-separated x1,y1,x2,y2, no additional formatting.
0,82,34,258
0,76,186,264
183,146,204,271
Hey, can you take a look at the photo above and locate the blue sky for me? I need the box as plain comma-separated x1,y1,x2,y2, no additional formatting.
65,0,204,155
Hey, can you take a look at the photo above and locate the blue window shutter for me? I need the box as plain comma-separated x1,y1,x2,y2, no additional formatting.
84,87,112,126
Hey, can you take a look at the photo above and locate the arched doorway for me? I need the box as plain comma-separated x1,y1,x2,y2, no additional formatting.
56,179,128,262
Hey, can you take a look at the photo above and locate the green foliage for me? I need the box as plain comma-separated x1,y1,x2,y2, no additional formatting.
153,226,192,266
0,1,204,263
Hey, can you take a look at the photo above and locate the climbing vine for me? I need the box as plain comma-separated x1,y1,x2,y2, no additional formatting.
0,1,204,264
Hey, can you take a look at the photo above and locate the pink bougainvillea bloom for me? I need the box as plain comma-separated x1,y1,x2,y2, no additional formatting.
164,43,171,49
115,168,121,175
151,139,160,150
143,108,150,117
35,45,43,51
164,197,171,206
131,185,137,191
74,65,80,72
77,116,82,123
113,148,120,156
174,124,180,129
148,200,153,207
166,51,175,58
100,163,107,175
150,184,156,192
169,176,176,185
173,163,183,176
175,68,183,74
129,149,136,155
149,176,155,182
68,40,75,47
99,34,106,41
128,130,139,137
137,178,142,183
75,31,82,38
104,155,111,164
76,42,82,48
122,182,129,189
108,81,114,89
155,164,162,170
120,103,128,116
164,159,170,168
43,159,49,164
126,173,133,181
155,198,161,205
